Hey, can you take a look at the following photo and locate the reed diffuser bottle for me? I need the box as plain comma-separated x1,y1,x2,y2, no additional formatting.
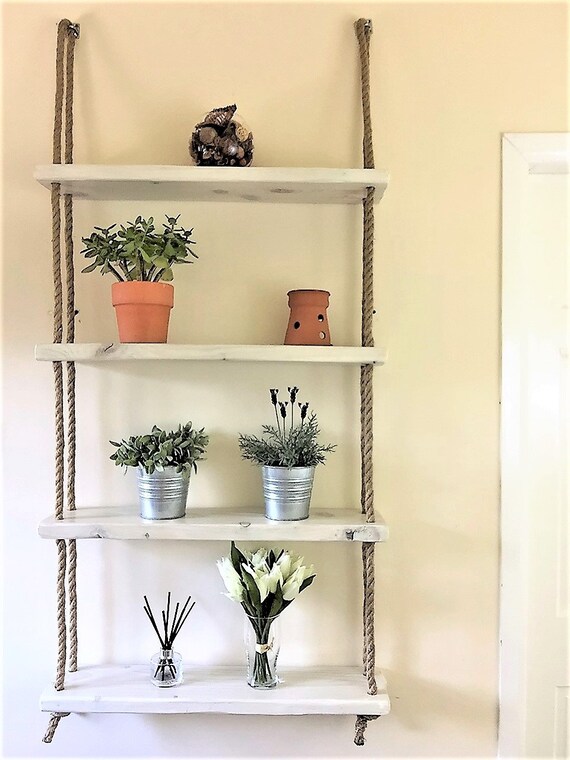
144,592,195,688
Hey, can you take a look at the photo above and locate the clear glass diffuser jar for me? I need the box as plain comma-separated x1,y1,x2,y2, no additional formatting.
150,649,183,687
244,614,280,688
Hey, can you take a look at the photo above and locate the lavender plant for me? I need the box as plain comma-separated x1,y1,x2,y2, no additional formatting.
238,387,335,468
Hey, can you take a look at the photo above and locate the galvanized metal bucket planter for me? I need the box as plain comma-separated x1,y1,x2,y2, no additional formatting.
137,465,190,520
262,465,315,521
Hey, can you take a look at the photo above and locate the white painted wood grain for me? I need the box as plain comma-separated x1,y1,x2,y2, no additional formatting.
38,507,388,542
34,165,389,204
34,343,387,365
40,665,390,715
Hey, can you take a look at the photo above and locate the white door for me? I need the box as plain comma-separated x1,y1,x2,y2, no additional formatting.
500,134,569,758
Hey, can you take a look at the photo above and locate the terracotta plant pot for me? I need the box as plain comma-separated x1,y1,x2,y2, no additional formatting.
111,281,174,343
284,289,331,346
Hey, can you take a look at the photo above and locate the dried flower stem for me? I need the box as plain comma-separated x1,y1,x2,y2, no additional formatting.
270,389,282,439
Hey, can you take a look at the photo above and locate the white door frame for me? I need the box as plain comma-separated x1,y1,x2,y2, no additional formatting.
499,132,569,757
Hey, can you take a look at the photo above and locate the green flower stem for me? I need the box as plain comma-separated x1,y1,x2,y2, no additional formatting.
274,405,282,440
253,651,271,686
247,615,277,687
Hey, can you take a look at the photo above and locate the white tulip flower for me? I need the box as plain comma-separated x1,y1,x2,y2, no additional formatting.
301,564,316,582
291,554,305,574
255,574,270,602
244,564,270,602
250,548,268,569
282,566,305,601
267,563,283,594
219,543,316,616
276,551,293,580
248,563,269,582
217,557,244,602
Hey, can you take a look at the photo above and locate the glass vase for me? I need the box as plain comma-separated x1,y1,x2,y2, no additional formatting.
244,614,280,688
150,649,183,687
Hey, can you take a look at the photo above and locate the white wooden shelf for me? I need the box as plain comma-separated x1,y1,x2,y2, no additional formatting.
34,165,389,204
34,343,386,365
40,665,390,716
38,507,388,542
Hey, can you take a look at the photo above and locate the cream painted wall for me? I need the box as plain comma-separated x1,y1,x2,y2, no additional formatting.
2,2,567,757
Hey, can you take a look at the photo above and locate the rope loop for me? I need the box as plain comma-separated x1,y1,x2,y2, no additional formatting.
354,19,374,170
354,714,379,746
42,712,70,743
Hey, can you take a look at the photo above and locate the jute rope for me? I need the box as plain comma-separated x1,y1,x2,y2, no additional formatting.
42,712,70,744
63,20,79,675
44,18,79,744
53,538,67,693
354,18,378,746
51,18,65,521
354,714,380,747
68,538,78,672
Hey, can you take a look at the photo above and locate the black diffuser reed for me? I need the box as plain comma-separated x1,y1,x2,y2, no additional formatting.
144,592,195,683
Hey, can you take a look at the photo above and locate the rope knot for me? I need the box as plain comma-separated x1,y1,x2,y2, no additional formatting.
58,18,80,38
42,712,70,743
354,714,379,746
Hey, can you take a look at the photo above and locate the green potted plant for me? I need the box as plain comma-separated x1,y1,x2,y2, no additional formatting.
80,214,198,343
110,422,209,519
238,387,335,521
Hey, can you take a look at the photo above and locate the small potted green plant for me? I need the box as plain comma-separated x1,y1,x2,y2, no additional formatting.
238,387,335,521
80,214,198,343
110,422,209,520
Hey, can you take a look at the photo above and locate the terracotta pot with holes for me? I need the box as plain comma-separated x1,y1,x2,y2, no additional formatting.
284,289,332,346
111,281,174,343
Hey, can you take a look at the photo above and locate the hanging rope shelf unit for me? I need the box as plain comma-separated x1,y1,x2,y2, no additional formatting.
40,16,389,747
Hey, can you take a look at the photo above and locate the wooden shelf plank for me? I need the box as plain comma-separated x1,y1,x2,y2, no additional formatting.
40,665,390,715
34,343,386,365
34,165,389,204
38,507,388,542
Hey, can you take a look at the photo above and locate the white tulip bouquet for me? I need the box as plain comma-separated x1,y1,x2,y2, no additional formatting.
217,541,316,686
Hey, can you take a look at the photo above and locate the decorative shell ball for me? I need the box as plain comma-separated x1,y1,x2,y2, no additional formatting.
189,104,254,167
